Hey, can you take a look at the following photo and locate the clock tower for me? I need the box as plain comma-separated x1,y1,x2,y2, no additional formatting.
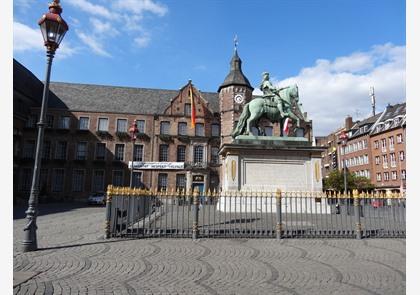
218,47,253,145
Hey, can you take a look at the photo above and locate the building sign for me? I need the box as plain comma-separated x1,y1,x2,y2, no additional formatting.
129,162,184,170
193,175,204,182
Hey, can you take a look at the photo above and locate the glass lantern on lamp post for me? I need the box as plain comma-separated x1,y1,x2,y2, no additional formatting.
22,0,68,252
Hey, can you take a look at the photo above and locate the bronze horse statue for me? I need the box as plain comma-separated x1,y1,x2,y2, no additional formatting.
232,84,301,137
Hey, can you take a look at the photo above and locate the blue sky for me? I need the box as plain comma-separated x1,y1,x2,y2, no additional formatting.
13,0,406,135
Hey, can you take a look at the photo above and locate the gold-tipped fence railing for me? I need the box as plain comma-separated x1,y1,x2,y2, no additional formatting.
104,185,406,239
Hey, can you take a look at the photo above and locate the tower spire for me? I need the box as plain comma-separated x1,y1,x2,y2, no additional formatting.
218,37,253,92
234,34,238,53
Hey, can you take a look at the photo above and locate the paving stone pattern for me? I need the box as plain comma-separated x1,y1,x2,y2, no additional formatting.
13,203,406,295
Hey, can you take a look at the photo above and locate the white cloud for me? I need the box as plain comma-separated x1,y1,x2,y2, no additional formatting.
66,0,167,53
13,21,77,58
134,34,151,48
13,21,44,52
76,30,111,57
68,0,117,20
113,0,168,17
90,18,119,37
256,43,406,136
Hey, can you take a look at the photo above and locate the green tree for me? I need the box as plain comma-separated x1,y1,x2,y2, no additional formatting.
323,170,374,192
353,175,375,191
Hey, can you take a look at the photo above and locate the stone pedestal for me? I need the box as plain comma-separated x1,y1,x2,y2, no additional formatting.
217,136,326,212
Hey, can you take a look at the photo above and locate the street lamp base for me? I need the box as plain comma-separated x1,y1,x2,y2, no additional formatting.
21,240,38,252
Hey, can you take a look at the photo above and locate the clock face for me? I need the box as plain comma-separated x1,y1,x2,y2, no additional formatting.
234,94,244,104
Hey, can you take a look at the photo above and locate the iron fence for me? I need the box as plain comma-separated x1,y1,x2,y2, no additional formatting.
104,186,405,239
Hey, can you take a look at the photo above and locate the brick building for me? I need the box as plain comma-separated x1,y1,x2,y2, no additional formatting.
316,127,345,180
369,103,406,192
15,49,313,202
317,102,406,193
338,113,382,180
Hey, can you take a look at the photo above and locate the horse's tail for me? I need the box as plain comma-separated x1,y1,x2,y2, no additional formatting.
231,103,250,138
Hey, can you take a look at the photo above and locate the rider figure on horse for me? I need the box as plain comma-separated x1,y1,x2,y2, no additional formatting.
260,72,288,118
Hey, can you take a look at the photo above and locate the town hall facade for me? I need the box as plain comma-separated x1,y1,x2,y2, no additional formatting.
14,49,308,202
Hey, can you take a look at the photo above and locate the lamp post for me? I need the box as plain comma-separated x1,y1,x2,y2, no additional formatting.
339,131,350,215
129,120,139,188
339,131,349,193
22,0,68,252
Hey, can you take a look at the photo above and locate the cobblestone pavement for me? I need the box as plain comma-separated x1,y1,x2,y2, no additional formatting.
13,203,406,295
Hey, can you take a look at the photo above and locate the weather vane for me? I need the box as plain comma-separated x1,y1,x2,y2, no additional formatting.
234,35,238,52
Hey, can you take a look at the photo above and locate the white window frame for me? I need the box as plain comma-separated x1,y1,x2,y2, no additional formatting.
193,144,205,163
158,173,168,191
133,144,144,162
136,119,146,134
389,136,395,151
178,122,188,136
399,151,405,161
390,153,396,168
79,116,90,130
391,171,397,180
160,121,170,135
381,138,387,152
116,118,128,133
58,116,70,129
98,117,109,132
114,143,125,161
195,123,205,137
176,174,187,190
382,155,388,169
177,145,186,162
159,144,169,162
76,142,88,160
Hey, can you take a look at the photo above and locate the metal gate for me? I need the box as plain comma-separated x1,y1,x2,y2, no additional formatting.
104,186,406,240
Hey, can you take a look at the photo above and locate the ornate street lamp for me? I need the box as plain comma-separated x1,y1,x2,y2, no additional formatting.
339,131,349,193
22,0,68,252
129,120,139,188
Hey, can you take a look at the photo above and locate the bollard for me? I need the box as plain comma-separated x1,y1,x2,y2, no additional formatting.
276,189,282,240
353,189,362,239
105,185,113,239
192,187,200,240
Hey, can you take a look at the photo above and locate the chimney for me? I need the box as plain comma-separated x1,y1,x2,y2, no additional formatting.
345,115,353,131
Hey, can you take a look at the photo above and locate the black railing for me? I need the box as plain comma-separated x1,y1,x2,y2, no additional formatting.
104,187,406,240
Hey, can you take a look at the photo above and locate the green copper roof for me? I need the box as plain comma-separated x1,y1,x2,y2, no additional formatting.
218,50,253,92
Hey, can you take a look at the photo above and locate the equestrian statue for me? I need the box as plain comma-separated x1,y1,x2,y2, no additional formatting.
232,72,306,138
